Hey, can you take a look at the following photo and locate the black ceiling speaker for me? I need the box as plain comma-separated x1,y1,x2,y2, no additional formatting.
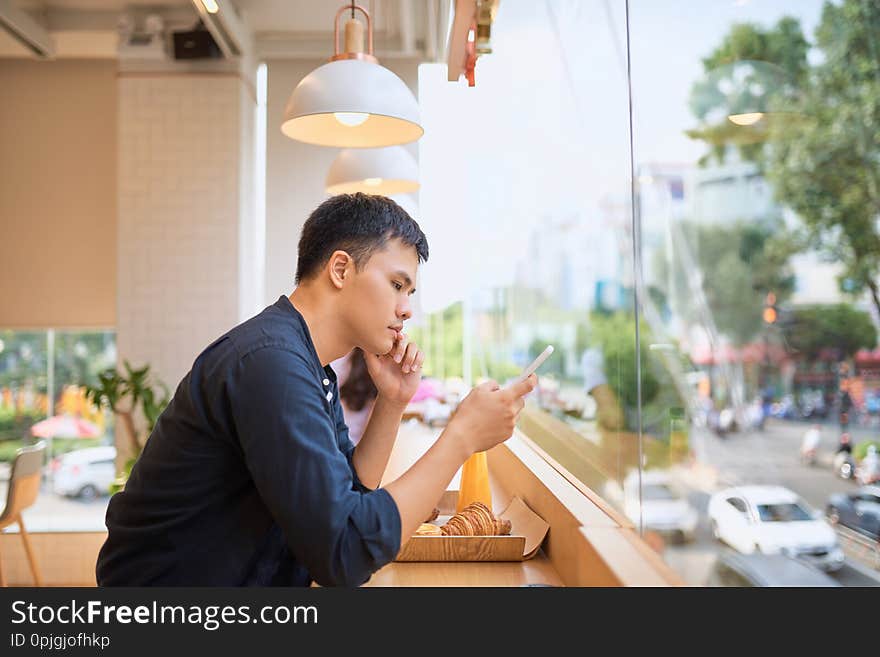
173,21,222,59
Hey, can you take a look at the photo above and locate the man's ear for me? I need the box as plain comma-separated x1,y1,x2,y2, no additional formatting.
328,250,352,290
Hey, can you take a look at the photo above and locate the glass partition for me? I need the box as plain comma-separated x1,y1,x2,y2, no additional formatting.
415,0,880,586
629,0,880,585
414,0,648,527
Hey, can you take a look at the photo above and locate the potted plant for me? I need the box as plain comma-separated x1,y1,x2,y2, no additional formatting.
85,360,170,493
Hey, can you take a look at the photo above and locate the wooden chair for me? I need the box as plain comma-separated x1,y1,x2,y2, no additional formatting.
0,441,45,586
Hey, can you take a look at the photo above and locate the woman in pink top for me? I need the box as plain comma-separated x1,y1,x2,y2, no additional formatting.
333,348,378,445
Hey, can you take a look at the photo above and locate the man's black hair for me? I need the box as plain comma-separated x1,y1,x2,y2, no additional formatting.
295,193,429,284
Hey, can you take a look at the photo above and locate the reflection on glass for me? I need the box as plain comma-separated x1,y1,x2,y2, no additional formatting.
631,0,880,585
414,1,646,516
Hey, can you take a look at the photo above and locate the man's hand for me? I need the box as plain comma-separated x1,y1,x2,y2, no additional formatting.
382,374,537,550
363,332,425,406
446,375,538,454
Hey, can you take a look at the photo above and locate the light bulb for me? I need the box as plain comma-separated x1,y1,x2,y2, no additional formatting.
201,0,219,13
363,178,383,186
728,112,764,126
334,112,370,127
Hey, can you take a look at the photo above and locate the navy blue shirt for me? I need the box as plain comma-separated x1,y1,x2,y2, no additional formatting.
96,295,402,586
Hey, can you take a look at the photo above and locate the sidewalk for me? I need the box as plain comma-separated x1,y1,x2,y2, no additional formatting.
0,478,109,532
783,418,879,444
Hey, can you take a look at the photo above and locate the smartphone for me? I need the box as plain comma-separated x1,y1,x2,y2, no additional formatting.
519,345,554,380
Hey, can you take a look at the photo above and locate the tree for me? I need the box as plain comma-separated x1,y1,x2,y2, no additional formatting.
654,220,798,345
52,331,116,393
587,311,659,411
687,17,809,167
408,302,465,380
0,330,47,391
782,304,877,361
0,329,115,402
766,0,880,317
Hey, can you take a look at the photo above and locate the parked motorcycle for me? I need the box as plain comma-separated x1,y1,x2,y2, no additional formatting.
833,450,856,479
833,434,855,479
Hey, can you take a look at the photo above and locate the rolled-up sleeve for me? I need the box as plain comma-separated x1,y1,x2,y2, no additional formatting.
229,346,401,587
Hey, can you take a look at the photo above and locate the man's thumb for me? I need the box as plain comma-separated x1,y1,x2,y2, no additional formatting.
507,374,537,398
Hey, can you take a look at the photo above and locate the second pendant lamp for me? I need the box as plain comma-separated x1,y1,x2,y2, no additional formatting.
281,3,423,148
325,146,419,196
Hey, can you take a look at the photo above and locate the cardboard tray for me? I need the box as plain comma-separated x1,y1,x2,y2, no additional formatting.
394,491,550,562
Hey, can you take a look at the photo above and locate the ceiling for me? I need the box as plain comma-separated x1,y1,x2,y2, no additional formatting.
0,0,444,59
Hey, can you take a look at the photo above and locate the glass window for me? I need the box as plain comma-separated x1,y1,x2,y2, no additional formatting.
628,0,879,585
726,497,748,514
416,0,876,586
756,503,812,523
416,0,645,527
0,329,116,531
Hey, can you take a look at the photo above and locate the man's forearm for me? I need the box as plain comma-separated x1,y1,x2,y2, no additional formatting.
351,395,407,490
384,425,471,548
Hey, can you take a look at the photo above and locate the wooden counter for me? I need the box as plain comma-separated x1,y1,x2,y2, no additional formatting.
366,420,683,587
367,552,563,587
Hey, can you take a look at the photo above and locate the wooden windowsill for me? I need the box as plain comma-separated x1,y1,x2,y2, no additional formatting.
371,421,683,587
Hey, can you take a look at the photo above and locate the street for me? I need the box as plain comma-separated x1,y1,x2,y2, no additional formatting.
662,418,880,586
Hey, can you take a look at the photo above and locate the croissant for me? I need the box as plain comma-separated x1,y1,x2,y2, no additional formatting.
441,501,512,536
415,523,443,536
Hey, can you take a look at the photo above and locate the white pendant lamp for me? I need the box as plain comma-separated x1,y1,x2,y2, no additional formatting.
325,147,419,196
281,3,423,148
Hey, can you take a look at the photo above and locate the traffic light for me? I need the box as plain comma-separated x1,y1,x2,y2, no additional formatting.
763,292,777,324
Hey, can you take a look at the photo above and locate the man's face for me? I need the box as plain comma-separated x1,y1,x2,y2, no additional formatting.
341,238,419,356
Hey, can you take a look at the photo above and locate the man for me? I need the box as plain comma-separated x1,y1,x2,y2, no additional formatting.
800,423,821,465
96,193,536,586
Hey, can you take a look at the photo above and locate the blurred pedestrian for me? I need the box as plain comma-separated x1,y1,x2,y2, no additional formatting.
580,347,624,430
800,423,821,465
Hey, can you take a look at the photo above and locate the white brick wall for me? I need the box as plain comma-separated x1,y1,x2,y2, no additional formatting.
117,74,255,392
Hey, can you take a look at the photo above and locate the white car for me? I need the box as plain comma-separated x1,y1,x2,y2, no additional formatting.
707,485,844,572
623,470,698,542
51,445,117,501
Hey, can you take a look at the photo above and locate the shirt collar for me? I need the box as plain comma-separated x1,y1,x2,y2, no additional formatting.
273,295,338,384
